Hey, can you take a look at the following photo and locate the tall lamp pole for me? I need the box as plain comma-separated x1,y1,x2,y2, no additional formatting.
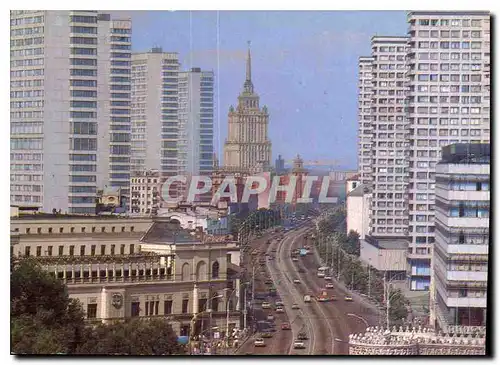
384,272,405,330
225,288,238,355
190,293,223,355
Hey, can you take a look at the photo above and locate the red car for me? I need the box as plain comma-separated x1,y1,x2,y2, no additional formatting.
281,322,291,330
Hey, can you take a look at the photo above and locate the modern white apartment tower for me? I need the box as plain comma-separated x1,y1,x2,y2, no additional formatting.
357,56,374,186
130,48,180,176
10,11,132,214
369,36,409,239
431,143,489,333
406,11,491,290
177,68,214,178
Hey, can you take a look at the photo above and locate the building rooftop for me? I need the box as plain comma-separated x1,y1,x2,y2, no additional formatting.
364,236,409,250
439,143,490,165
11,212,150,221
140,221,200,245
347,183,371,197
408,11,490,17
371,35,409,43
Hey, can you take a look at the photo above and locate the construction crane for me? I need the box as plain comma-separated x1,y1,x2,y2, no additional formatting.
284,159,340,171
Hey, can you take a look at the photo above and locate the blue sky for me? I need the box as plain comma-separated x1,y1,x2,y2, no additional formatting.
125,11,408,169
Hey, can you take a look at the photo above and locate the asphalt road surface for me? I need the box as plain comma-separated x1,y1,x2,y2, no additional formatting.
235,219,381,355
236,229,294,355
288,228,381,354
269,226,335,355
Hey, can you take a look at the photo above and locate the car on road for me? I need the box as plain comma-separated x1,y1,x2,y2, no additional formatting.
268,256,274,260
261,302,271,309
261,332,273,338
330,295,337,301
281,322,291,330
271,248,277,253
297,332,308,340
267,314,275,321
254,338,266,347
324,276,333,281
275,300,284,306
292,257,299,262
291,303,300,310
255,292,268,300
275,306,284,313
293,340,306,349
264,279,273,285
325,283,334,289
293,279,300,284
344,295,353,302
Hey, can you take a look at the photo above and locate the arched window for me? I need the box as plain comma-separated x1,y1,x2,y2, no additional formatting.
196,261,207,282
181,263,190,281
212,261,220,279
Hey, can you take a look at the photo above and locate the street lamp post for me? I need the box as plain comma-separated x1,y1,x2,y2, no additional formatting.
367,259,372,299
190,293,223,355
384,271,405,330
225,288,238,355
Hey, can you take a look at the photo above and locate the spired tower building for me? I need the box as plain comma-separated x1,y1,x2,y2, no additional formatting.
223,42,272,172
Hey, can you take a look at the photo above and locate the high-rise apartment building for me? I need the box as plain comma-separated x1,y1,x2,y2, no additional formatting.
406,11,490,290
431,143,489,332
10,11,132,214
369,36,409,239
178,68,214,178
357,56,374,186
358,11,491,292
130,48,180,175
130,51,214,203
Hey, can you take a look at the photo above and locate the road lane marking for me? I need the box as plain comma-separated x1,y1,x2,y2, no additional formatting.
271,227,315,355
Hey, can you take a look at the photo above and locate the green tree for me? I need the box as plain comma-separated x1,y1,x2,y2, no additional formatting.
76,319,184,355
11,258,86,354
389,288,409,324
344,230,360,256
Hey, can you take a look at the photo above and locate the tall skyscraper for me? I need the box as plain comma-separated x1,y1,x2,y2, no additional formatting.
406,11,490,290
357,56,374,186
358,11,491,292
178,68,214,178
130,48,180,175
368,36,409,239
223,43,272,171
10,11,132,214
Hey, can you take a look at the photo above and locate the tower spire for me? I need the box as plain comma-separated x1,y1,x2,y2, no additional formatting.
246,40,252,82
243,41,254,93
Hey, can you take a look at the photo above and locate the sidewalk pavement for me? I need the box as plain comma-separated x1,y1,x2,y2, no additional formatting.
230,329,253,355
